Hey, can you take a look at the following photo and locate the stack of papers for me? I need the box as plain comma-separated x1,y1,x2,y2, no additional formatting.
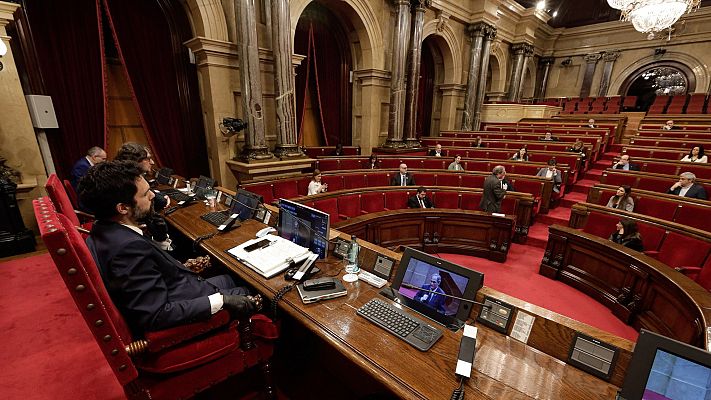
227,235,311,278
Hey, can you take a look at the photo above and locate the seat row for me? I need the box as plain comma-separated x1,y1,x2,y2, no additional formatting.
628,137,711,150
570,202,711,273
607,157,711,180
241,169,553,214
600,169,710,194
586,184,711,232
481,124,612,148
287,187,533,243
647,94,710,115
302,146,360,158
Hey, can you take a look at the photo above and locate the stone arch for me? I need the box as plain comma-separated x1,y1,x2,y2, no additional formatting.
183,0,229,41
291,0,384,69
422,21,461,84
487,44,506,93
609,51,709,95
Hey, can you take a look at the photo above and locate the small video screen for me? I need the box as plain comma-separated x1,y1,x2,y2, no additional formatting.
397,258,469,317
642,349,711,400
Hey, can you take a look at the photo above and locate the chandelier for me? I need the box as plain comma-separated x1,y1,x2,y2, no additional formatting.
607,0,700,36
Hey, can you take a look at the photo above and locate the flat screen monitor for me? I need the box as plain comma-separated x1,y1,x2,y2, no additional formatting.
277,198,329,259
387,247,484,328
619,329,711,400
155,168,173,185
229,189,263,221
194,175,215,198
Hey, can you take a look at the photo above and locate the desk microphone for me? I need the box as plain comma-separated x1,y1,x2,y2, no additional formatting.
400,283,491,309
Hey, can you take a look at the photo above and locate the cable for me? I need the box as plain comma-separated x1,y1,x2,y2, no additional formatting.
192,232,217,253
271,283,296,321
449,377,465,400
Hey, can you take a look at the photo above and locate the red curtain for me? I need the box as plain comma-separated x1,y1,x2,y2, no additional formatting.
103,0,208,179
22,0,107,180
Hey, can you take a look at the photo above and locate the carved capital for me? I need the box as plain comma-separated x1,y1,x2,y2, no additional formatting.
584,53,602,63
511,43,534,56
436,10,450,32
603,50,621,62
412,0,432,10
539,56,555,66
392,0,410,7
468,22,496,40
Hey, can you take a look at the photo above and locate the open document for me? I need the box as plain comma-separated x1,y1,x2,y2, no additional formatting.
227,235,311,278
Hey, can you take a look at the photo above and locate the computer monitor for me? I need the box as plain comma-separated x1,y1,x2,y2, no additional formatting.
619,329,711,400
229,189,263,221
387,247,484,328
193,175,215,198
155,168,173,185
277,198,330,259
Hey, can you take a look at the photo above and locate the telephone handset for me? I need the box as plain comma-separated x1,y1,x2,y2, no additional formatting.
217,213,240,232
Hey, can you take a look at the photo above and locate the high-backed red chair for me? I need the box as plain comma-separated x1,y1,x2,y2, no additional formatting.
415,174,435,186
433,191,459,209
674,204,711,232
338,194,361,219
657,231,711,269
45,174,93,233
339,159,363,170
366,172,389,187
360,192,385,214
581,211,620,240
63,179,79,208
634,197,679,221
344,173,368,189
436,174,461,188
273,179,299,198
33,197,278,399
677,256,711,291
384,191,408,210
321,175,343,192
313,198,341,222
244,183,274,204
460,193,482,210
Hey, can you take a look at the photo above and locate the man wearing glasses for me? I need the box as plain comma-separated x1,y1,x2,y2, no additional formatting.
414,274,447,314
70,146,107,191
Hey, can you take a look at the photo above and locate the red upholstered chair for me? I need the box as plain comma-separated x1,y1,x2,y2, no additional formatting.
674,204,711,233
244,183,274,205
581,211,620,240
360,192,385,214
636,222,667,258
33,198,277,400
338,194,361,219
379,159,400,169
461,175,484,188
636,177,672,193
344,173,368,189
433,191,459,209
677,256,711,291
63,179,79,208
339,159,364,170
437,174,461,188
313,198,341,222
657,231,711,269
273,179,300,198
415,174,435,186
296,177,310,196
500,198,516,214
316,159,340,171
634,197,679,221
384,191,408,210
643,163,678,175
460,192,482,210
321,175,343,192
45,174,93,233
366,172,389,187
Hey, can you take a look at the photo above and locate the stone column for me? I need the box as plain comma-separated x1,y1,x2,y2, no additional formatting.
235,0,272,161
472,25,497,130
516,45,534,101
460,23,486,130
507,43,532,102
580,53,602,98
403,0,430,147
270,0,301,158
384,0,412,148
598,50,620,97
535,56,554,100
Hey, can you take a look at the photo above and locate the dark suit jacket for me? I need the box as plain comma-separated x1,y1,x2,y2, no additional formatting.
480,174,507,212
613,163,640,171
414,285,446,313
390,173,416,186
667,183,708,200
70,157,91,190
87,221,224,335
407,195,434,209
428,149,443,157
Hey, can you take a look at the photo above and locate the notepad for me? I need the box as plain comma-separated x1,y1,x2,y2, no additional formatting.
227,235,310,278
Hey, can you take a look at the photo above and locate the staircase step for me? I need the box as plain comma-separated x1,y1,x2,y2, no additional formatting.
526,223,550,250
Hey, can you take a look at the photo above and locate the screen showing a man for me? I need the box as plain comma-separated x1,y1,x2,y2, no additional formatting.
397,258,468,316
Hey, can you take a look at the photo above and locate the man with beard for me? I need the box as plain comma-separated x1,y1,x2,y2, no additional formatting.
78,161,259,336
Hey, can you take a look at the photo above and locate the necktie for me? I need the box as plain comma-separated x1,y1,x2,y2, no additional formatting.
401,175,406,186
420,199,425,208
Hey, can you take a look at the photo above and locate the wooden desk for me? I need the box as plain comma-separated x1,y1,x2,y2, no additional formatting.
166,203,625,399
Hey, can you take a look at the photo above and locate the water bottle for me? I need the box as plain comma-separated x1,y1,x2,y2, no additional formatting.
345,234,360,274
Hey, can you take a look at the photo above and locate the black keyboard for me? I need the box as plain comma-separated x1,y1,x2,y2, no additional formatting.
357,298,443,351
160,189,193,203
200,211,230,227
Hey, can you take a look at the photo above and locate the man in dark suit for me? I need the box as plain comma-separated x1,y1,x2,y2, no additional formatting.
414,274,446,314
390,163,416,186
612,154,640,171
428,144,443,157
79,161,258,336
480,165,508,213
540,132,559,141
408,187,434,209
667,172,708,200
663,120,679,130
70,146,106,190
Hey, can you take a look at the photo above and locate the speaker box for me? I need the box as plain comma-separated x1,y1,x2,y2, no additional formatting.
25,95,59,129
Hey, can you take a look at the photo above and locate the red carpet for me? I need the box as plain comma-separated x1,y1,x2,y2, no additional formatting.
0,253,124,400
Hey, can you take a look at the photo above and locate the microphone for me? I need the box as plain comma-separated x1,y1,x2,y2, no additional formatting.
400,283,491,309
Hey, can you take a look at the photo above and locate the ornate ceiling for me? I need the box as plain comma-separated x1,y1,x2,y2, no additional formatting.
513,0,711,28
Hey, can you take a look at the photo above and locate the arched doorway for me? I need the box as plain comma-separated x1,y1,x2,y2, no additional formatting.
620,62,696,111
294,3,353,147
417,37,437,137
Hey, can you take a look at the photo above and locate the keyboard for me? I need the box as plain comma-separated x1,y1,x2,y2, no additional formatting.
161,189,193,203
200,211,231,227
357,298,443,351
358,270,388,288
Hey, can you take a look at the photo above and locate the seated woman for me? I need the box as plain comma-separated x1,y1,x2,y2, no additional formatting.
605,185,634,212
368,154,380,169
447,155,464,171
307,169,329,195
609,219,644,252
510,147,529,161
568,140,587,164
680,145,707,163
